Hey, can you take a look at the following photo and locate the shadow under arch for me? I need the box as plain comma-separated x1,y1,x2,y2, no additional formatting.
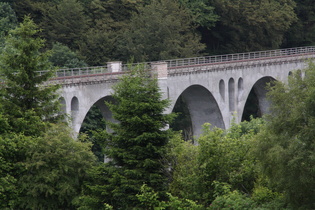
171,85,225,140
241,76,276,121
79,95,116,162
80,95,116,134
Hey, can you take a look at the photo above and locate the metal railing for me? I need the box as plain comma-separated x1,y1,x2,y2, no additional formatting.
42,46,315,79
38,62,152,79
164,46,315,68
37,66,108,78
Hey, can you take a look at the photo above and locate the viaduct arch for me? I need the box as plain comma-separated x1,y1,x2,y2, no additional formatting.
51,46,315,137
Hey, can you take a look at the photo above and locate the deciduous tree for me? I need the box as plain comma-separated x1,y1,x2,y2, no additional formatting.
117,0,205,62
283,0,315,47
16,123,95,209
178,0,218,29
207,0,297,54
49,42,87,68
41,0,89,50
169,119,263,205
255,62,315,209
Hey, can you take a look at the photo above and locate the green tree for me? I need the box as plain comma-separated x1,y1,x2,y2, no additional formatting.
15,123,95,209
254,62,315,209
207,0,297,54
167,133,200,201
6,0,43,22
78,0,117,65
169,119,263,206
41,0,89,50
178,0,218,29
104,65,173,208
117,0,205,62
80,105,106,162
0,16,60,136
283,0,315,47
0,2,17,49
0,129,35,208
80,65,173,208
87,0,146,29
49,42,87,68
136,184,204,210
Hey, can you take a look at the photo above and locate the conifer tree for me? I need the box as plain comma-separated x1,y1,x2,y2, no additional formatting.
81,66,173,208
0,16,60,136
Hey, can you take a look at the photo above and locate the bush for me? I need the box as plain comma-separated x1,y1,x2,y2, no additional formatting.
209,190,255,210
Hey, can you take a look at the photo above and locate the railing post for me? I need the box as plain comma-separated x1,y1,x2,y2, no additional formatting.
107,61,122,73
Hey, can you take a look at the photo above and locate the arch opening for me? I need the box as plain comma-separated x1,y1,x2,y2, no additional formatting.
229,78,235,112
238,77,244,97
79,95,116,162
71,96,79,112
171,95,193,141
242,77,276,121
219,79,225,101
170,85,225,141
71,97,79,126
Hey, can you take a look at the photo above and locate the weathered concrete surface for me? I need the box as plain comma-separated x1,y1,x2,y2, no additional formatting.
57,54,313,137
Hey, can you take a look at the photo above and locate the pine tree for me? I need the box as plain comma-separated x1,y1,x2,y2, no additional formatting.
84,66,173,208
0,16,60,136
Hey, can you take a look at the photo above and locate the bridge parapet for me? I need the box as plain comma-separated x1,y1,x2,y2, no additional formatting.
42,46,315,86
168,53,315,76
164,46,315,68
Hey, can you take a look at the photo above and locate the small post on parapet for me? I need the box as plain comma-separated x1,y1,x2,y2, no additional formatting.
107,61,122,73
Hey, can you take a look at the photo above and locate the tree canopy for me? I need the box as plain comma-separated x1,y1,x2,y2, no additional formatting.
255,62,315,209
2,0,313,64
116,0,205,62
207,0,297,54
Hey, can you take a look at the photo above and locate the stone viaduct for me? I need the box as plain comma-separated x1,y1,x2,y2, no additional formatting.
48,46,315,137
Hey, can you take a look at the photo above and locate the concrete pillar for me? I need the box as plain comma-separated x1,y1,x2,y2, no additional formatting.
151,62,168,79
107,61,122,73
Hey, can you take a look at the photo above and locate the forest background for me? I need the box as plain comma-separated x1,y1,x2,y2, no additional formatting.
1,0,314,67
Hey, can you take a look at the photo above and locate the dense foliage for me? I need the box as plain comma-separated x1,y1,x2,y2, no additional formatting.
0,0,309,65
255,62,315,209
0,17,95,209
0,16,60,136
117,0,205,62
168,119,263,206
